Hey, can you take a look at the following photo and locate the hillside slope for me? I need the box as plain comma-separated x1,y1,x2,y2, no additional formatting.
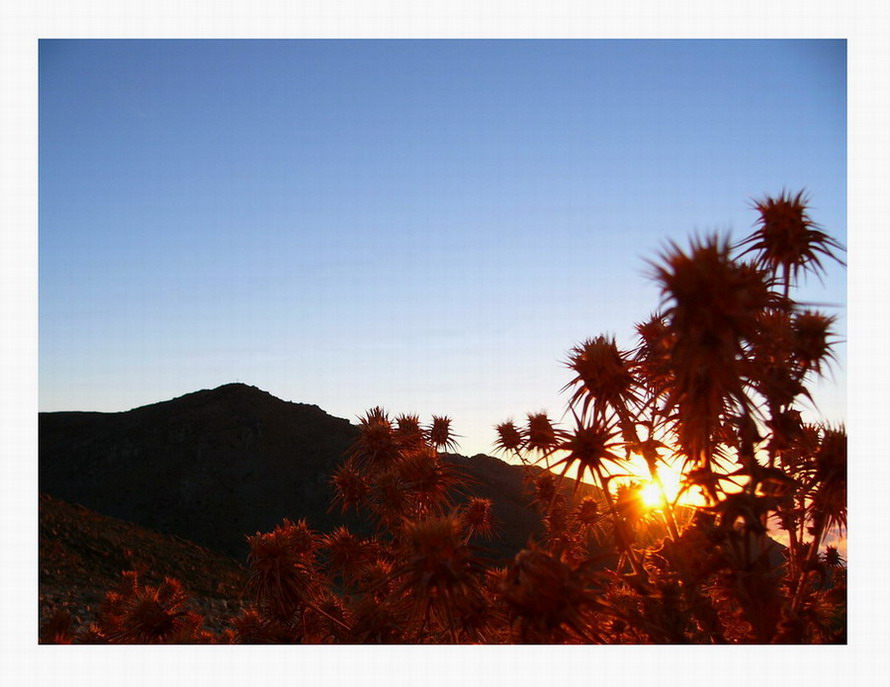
39,493,249,635
39,384,557,559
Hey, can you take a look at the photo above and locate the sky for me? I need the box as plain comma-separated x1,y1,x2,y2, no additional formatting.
38,39,847,459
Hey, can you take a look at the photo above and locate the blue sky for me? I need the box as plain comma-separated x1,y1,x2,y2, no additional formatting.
39,39,846,457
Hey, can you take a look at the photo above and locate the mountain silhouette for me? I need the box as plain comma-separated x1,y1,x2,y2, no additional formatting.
39,383,552,559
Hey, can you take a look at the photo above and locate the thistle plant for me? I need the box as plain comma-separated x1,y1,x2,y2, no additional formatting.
47,191,845,645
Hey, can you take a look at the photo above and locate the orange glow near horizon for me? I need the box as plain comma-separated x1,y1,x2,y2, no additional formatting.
509,447,749,511
624,456,711,510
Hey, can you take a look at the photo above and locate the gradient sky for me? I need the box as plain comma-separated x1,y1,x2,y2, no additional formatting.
39,39,846,458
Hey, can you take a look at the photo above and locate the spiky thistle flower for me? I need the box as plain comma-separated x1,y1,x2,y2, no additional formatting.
392,515,487,639
530,470,559,508
563,335,638,421
330,459,370,513
792,310,837,377
356,558,396,601
427,415,460,453
499,547,602,643
322,526,378,584
246,520,321,621
350,407,399,471
822,545,845,568
370,468,411,528
525,412,560,456
347,592,407,644
651,234,780,467
494,420,525,461
394,413,425,449
461,497,495,540
633,313,675,395
98,572,200,643
808,425,847,535
574,496,601,527
549,414,626,489
396,446,462,514
740,190,845,291
749,308,807,412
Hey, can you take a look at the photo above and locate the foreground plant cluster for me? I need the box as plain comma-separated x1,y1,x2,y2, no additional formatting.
42,192,846,644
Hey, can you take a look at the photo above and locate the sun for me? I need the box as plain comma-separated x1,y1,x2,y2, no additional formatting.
639,480,666,508
620,458,714,510
545,449,713,510
638,467,685,509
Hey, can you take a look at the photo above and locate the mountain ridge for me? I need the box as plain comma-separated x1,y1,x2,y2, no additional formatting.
39,383,550,559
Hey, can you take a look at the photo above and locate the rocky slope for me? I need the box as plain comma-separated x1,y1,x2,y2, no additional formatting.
39,493,249,635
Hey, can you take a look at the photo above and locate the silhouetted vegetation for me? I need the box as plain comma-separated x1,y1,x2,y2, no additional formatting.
42,191,845,643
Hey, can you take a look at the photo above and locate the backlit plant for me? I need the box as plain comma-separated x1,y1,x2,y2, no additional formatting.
43,191,845,644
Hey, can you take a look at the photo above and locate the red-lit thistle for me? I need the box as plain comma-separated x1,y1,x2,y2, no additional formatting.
499,547,603,643
394,413,425,449
564,335,638,422
330,459,370,513
246,519,321,621
524,412,560,456
739,190,845,292
350,407,399,471
427,415,460,453
650,234,780,468
322,526,378,584
391,515,487,640
461,497,495,540
792,310,837,377
396,446,462,515
633,313,674,396
97,571,206,644
549,411,627,491
807,425,847,536
494,420,527,464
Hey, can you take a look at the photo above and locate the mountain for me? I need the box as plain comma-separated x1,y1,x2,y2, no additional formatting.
40,383,357,557
39,383,555,559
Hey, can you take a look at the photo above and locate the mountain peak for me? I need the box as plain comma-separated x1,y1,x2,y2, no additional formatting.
170,382,275,404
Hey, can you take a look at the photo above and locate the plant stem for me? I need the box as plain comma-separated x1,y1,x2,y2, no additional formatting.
594,463,641,575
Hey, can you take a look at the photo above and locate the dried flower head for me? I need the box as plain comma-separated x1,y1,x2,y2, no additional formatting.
494,420,524,455
531,470,558,507
247,520,320,620
350,408,399,471
651,234,778,465
394,413,425,449
98,572,198,643
331,459,371,513
322,526,377,582
394,515,486,637
525,412,560,456
550,416,625,488
396,447,461,514
461,497,495,539
792,310,837,376
809,425,847,534
822,545,845,568
500,548,601,642
564,335,637,420
741,190,845,288
633,313,674,394
575,497,601,527
427,415,460,452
